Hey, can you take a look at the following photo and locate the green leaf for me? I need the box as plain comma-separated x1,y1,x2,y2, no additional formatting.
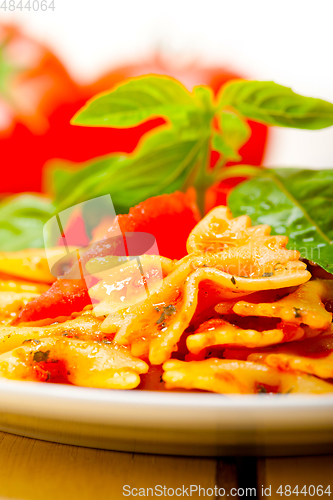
219,110,251,151
52,127,211,215
50,165,77,198
71,75,199,128
0,195,54,251
192,86,215,114
48,156,123,206
228,168,333,273
213,164,262,182
219,80,333,130
211,111,251,165
212,132,240,162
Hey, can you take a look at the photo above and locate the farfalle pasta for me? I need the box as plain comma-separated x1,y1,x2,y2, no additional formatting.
162,358,333,395
232,280,333,329
0,337,148,389
248,330,333,379
0,206,332,395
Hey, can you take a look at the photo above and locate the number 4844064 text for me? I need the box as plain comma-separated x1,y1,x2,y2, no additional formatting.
0,0,55,10
276,485,331,496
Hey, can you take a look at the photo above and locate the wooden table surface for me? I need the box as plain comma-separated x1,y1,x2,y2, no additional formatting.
0,431,332,500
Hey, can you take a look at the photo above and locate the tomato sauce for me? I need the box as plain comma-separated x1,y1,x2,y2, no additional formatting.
34,359,71,384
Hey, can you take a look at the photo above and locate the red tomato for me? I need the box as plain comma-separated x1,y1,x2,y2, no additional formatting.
0,24,268,201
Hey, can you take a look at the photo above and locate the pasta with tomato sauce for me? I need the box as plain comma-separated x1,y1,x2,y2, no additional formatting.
0,206,332,395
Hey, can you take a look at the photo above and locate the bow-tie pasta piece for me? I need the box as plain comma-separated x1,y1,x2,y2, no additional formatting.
186,207,310,283
100,257,192,360
233,280,333,330
187,206,259,254
248,330,333,379
0,249,63,284
89,255,175,317
0,291,40,322
0,275,50,323
214,287,296,317
102,264,297,365
186,318,305,355
0,277,49,294
0,314,106,353
162,359,333,394
0,337,148,389
90,207,310,365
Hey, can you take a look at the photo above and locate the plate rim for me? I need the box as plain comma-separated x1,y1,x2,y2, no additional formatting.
0,378,332,428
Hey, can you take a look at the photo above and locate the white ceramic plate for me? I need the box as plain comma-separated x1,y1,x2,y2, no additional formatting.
0,379,332,456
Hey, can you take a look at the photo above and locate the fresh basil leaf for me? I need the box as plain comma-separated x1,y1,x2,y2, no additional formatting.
219,110,251,151
49,165,77,198
0,195,54,251
228,168,333,272
212,132,240,162
192,86,215,113
212,110,251,163
71,75,199,128
48,156,124,206
53,127,210,214
219,80,333,130
213,164,262,182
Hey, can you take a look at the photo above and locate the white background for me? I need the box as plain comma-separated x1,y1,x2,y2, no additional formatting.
2,0,333,167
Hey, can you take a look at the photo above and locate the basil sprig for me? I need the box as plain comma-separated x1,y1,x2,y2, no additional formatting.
2,74,333,251
53,128,214,214
57,76,333,215
228,168,333,273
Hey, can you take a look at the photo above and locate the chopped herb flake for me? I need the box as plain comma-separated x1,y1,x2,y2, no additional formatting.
257,384,268,394
156,305,177,324
231,276,236,285
164,305,177,316
156,312,166,324
262,272,273,277
294,307,302,318
33,350,50,363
